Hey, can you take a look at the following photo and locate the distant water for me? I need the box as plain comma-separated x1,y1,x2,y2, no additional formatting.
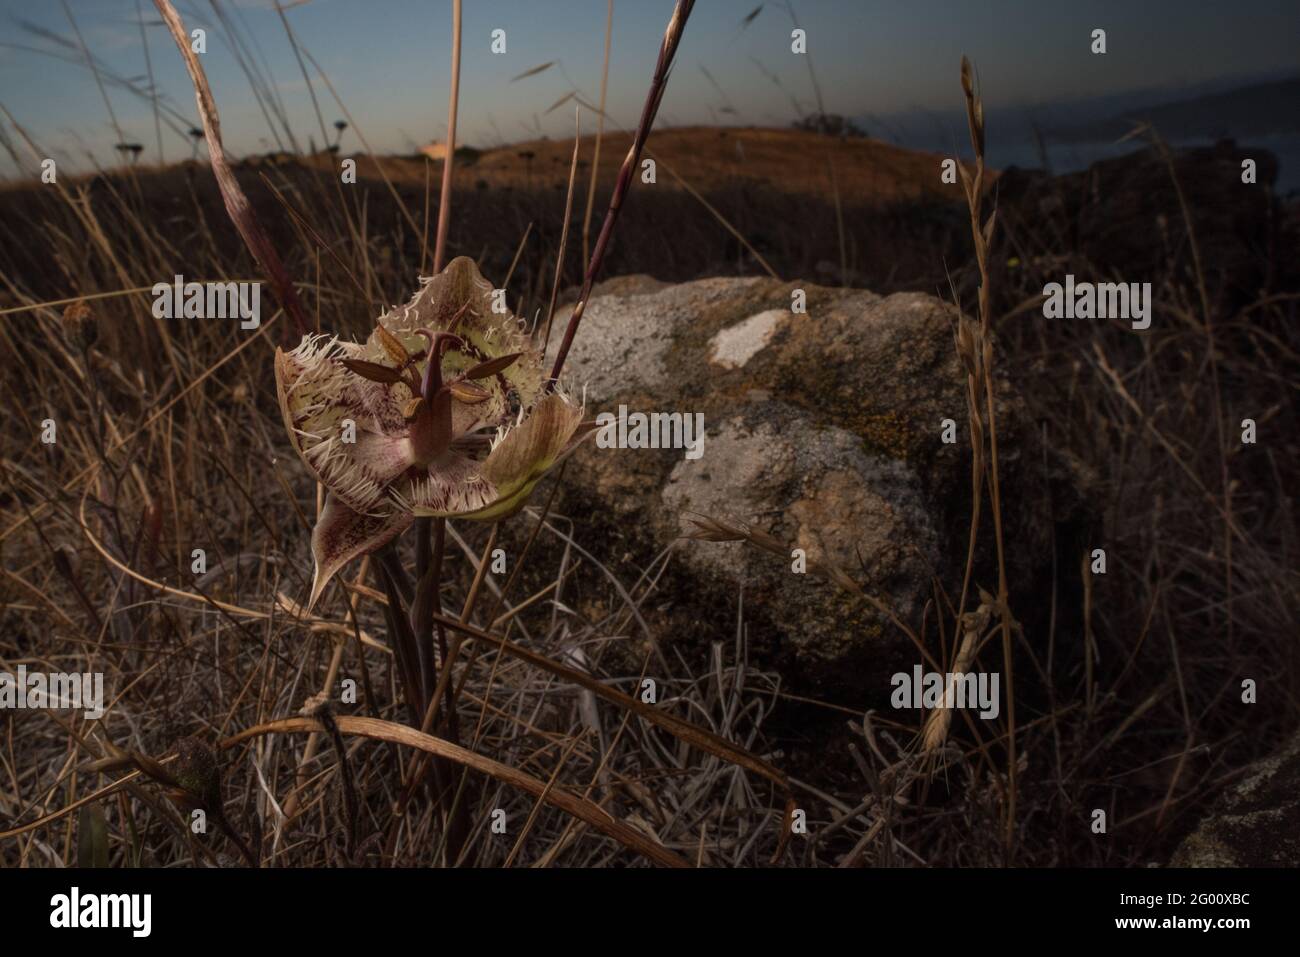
983,132,1300,195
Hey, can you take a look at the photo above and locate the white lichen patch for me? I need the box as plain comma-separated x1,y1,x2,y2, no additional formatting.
708,309,784,368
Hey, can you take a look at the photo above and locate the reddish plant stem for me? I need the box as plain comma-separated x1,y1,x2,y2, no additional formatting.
547,0,695,387
152,0,309,344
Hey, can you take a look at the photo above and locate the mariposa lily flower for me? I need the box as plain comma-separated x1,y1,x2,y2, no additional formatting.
275,257,590,607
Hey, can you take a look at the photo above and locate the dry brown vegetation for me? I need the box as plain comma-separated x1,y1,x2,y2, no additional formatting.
347,126,964,203
0,3,1296,868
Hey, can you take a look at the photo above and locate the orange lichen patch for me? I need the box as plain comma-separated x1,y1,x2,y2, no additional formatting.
854,411,914,462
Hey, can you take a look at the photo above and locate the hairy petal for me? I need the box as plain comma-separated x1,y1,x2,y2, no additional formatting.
374,257,546,425
403,452,498,518
484,394,586,484
276,342,413,512
309,492,412,609
450,393,593,522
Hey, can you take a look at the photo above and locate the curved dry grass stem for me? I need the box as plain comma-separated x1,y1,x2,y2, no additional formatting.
221,715,690,868
76,478,787,809
0,771,146,841
152,0,309,343
424,605,789,792
541,111,582,356
77,482,387,651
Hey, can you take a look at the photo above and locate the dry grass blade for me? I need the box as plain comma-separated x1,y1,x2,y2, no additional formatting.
567,91,782,281
151,0,309,343
542,111,582,355
509,61,556,83
298,45,425,243
582,0,613,267
426,607,790,792
544,91,578,115
648,147,780,279
220,716,690,868
548,0,696,386
956,53,1016,857
257,171,373,306
431,0,462,273
0,770,148,840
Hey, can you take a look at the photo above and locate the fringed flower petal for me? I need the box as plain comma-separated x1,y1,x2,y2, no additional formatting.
278,257,589,598
275,339,413,514
401,451,498,517
373,257,546,425
451,392,593,521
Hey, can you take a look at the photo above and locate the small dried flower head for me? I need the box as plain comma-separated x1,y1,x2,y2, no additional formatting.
171,735,221,810
276,257,593,607
62,300,97,349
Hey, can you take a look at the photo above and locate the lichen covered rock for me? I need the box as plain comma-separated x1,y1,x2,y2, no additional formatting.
1171,732,1300,867
557,275,1062,697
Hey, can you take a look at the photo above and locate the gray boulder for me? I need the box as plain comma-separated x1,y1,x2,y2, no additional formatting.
556,275,1056,695
1171,731,1300,867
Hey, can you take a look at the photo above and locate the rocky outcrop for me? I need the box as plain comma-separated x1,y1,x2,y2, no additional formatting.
552,274,1076,697
995,140,1292,308
1171,731,1300,867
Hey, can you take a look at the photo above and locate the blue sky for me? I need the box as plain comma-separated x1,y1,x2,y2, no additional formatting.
1,0,1297,173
